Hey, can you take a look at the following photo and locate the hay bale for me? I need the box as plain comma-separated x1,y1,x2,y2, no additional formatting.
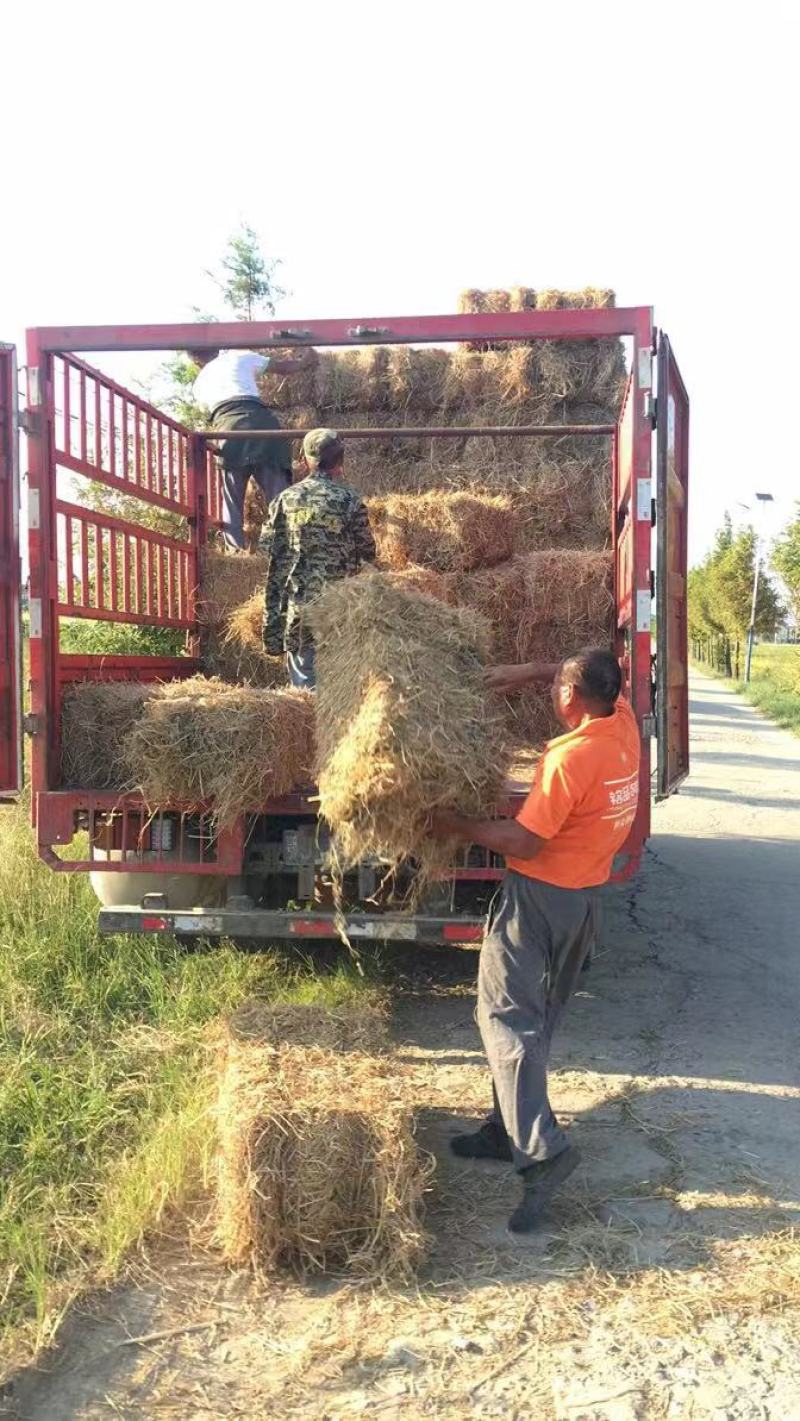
455,550,615,665
310,574,509,880
197,552,283,686
502,687,561,749
387,347,459,414
368,491,513,573
61,680,153,789
457,288,512,315
222,593,287,687
125,676,315,826
226,998,390,1053
536,287,615,311
381,565,457,604
532,288,626,410
198,552,268,628
216,1035,429,1278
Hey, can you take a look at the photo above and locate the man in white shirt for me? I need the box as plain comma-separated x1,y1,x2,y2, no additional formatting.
191,347,317,549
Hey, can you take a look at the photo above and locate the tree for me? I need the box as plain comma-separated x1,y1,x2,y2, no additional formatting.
688,513,783,675
151,225,286,425
772,503,800,621
714,525,782,640
207,223,285,321
74,227,284,622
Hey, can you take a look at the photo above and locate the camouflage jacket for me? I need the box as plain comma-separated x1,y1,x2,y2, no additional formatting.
263,474,376,654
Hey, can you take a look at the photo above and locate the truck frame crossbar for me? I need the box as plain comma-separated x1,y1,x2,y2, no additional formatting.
198,424,617,440
97,905,486,943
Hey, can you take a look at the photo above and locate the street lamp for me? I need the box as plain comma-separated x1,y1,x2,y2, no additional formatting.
745,491,774,683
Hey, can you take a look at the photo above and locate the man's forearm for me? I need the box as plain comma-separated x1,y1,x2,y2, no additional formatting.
434,811,542,861
485,661,560,693
268,354,316,376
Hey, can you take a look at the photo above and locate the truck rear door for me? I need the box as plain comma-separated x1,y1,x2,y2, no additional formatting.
0,344,22,799
655,332,690,798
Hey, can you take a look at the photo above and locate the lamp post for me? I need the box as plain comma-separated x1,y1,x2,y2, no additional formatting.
744,491,774,683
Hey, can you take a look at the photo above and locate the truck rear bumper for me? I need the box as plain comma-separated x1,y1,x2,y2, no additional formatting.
98,906,485,944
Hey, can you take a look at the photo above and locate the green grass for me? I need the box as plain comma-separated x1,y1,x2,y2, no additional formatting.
0,795,376,1378
694,643,800,735
58,617,188,658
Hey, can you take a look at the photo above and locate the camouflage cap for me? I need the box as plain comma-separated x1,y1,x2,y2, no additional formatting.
302,427,341,469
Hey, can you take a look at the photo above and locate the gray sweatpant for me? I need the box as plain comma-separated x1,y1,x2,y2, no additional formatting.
477,871,599,1169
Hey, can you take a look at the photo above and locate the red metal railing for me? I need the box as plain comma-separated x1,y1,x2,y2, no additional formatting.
205,444,223,528
53,354,191,513
56,500,195,628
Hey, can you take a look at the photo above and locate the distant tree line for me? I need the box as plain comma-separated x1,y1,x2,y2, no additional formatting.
688,510,795,677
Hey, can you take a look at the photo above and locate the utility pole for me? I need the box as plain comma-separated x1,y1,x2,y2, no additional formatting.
744,491,774,683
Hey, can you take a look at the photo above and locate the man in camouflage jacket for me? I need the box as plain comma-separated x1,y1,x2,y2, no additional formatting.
262,429,376,688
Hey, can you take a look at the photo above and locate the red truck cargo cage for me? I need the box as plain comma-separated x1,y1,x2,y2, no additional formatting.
0,308,689,941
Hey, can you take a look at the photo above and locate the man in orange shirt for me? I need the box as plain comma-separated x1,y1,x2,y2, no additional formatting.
430,647,641,1234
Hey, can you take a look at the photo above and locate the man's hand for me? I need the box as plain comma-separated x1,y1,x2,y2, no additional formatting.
268,348,319,377
485,661,559,694
428,807,471,841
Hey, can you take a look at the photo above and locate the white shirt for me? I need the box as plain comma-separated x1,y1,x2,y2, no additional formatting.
193,351,271,410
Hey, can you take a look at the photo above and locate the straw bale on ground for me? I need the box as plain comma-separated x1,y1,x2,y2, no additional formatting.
310,574,509,882
61,681,153,789
124,676,314,826
225,998,390,1053
216,1032,430,1278
369,491,513,573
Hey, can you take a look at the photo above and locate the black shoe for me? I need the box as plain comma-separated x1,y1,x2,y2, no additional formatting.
507,1146,581,1234
450,1120,513,1162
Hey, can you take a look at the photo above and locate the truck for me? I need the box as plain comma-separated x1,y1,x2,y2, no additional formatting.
0,306,689,944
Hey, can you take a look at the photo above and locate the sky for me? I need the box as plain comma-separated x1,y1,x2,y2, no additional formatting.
3,0,798,563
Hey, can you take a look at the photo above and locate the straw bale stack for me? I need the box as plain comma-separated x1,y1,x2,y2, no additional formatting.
310,574,509,883
457,285,536,349
215,1012,430,1278
124,677,314,826
368,491,513,573
455,550,615,664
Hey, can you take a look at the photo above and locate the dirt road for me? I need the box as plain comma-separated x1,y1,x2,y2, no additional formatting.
6,672,800,1419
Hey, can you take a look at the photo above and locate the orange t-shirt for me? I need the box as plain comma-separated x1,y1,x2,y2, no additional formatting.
506,698,641,889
